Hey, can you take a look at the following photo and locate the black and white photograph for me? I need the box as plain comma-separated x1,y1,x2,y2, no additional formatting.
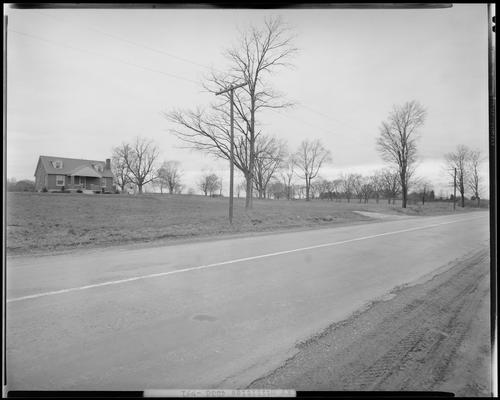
3,3,496,397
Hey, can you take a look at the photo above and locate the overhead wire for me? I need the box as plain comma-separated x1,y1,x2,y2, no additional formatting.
10,12,370,142
8,29,201,86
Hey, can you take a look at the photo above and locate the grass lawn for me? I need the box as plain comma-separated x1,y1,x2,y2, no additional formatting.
6,192,487,256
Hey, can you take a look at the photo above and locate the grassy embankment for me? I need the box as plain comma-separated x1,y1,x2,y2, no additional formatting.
6,192,487,256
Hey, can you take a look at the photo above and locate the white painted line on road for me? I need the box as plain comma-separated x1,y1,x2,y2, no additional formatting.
7,216,484,303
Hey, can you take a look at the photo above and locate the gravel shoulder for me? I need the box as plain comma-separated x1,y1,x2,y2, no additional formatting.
248,247,492,397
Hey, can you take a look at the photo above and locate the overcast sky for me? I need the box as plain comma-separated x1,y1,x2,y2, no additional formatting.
5,4,490,197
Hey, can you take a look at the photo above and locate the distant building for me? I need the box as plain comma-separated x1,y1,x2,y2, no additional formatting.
34,156,114,192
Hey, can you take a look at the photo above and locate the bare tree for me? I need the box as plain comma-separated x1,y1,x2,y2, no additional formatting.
369,172,384,203
376,100,426,208
316,178,333,200
199,173,221,197
340,173,357,203
253,135,287,199
295,139,332,201
327,178,340,202
236,180,246,198
111,148,132,193
157,161,183,194
467,149,483,207
166,17,297,210
280,154,296,200
114,137,160,194
268,180,285,199
175,184,184,195
350,174,364,203
380,169,401,204
445,145,470,208
419,180,433,205
359,177,373,203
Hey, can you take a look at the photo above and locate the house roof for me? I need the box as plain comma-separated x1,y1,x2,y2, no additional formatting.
70,165,103,178
36,156,114,178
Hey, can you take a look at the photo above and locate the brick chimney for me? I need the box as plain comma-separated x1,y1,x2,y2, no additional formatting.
105,158,111,170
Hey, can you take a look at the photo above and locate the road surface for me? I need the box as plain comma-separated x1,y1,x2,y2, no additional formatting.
6,212,490,390
248,247,491,396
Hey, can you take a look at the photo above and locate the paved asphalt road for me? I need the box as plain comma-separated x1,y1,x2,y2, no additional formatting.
6,212,489,390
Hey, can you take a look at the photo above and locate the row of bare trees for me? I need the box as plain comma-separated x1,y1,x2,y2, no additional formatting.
262,169,401,203
444,145,483,207
375,100,485,208
112,137,183,194
250,138,331,201
114,18,483,208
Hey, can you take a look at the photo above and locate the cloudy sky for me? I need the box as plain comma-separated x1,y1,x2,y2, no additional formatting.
5,4,490,197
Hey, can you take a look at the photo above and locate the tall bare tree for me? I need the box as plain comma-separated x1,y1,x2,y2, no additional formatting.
166,17,297,209
445,145,470,208
376,100,426,208
295,139,332,201
467,149,483,207
114,137,160,194
253,135,287,199
157,161,183,194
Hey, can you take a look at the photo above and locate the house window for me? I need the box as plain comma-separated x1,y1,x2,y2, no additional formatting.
93,164,103,173
101,178,107,187
53,160,63,169
56,175,65,186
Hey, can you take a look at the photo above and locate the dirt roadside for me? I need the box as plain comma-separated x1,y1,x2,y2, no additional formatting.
248,247,492,396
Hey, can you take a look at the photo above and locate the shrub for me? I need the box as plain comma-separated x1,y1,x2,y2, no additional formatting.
14,180,36,192
42,187,48,193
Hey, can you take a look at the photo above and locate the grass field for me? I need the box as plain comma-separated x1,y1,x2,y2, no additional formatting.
6,192,487,256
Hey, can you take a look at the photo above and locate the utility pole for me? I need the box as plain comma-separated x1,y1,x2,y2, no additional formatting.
215,81,248,224
453,167,457,211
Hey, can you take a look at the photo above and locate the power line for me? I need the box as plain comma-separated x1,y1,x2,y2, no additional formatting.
294,100,373,138
9,29,201,86
269,107,367,146
36,11,363,135
12,15,373,140
37,11,215,71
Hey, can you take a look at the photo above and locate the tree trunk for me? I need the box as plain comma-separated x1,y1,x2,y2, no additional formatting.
245,173,252,209
401,185,407,208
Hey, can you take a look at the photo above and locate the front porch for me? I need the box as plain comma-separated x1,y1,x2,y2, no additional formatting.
70,176,102,191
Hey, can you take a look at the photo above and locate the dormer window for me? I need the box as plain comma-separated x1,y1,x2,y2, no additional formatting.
93,164,103,172
53,160,63,169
